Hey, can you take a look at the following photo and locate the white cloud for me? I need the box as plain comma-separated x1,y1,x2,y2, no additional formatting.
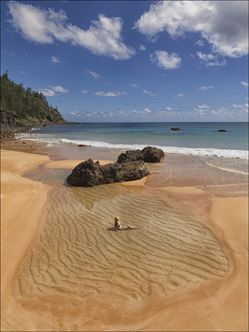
139,44,146,51
81,89,88,94
38,85,68,96
135,1,248,58
241,81,249,87
233,102,249,113
87,70,101,79
8,1,135,60
143,89,156,96
48,85,68,93
143,107,152,113
39,88,56,97
197,104,210,109
165,106,173,111
174,93,185,98
150,50,181,70
196,40,204,47
233,104,243,108
196,52,226,67
94,90,127,97
199,85,213,91
130,83,138,88
50,56,60,63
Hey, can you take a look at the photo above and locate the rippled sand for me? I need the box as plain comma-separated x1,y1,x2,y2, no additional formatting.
2,149,248,331
13,183,229,313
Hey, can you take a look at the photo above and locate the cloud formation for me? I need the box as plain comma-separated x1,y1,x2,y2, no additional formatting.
196,52,226,67
150,51,181,70
135,1,248,58
87,70,101,79
94,90,127,97
38,85,69,97
143,89,156,96
199,85,213,91
174,93,185,98
50,56,60,63
8,1,135,60
241,81,249,87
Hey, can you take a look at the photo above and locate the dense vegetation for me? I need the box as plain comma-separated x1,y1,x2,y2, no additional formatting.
0,72,64,128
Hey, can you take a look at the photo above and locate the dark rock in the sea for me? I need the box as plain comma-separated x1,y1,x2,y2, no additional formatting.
67,159,150,187
117,146,164,163
170,127,181,131
78,144,87,147
218,129,227,132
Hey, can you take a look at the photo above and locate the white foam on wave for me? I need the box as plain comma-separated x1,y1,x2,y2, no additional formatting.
16,133,249,160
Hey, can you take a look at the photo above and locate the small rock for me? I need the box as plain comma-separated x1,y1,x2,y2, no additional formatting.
170,128,181,131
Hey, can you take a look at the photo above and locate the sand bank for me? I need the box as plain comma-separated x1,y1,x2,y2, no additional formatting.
1,150,50,329
1,151,248,331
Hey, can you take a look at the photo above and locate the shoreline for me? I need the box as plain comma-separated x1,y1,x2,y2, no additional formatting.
1,147,248,331
14,131,249,159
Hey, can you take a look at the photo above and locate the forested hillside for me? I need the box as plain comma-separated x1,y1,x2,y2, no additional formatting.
0,72,64,127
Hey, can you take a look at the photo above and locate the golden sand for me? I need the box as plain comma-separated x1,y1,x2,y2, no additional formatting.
1,150,248,331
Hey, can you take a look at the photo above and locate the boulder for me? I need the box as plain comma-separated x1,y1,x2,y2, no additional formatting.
171,127,181,131
117,150,142,163
142,146,165,163
218,129,227,132
67,159,150,187
117,146,164,163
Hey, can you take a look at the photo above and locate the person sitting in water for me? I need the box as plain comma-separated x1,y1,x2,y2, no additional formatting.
114,216,121,229
113,216,135,230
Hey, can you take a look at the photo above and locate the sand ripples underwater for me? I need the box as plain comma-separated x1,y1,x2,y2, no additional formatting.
12,181,230,317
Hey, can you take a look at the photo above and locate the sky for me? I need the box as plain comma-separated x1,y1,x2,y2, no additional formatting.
1,0,248,122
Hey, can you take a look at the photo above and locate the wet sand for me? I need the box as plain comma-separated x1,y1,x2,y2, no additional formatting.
1,147,248,331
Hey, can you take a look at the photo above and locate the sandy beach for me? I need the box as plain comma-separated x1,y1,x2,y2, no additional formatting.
1,146,248,331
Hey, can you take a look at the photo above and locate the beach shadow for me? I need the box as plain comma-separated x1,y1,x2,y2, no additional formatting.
106,226,138,232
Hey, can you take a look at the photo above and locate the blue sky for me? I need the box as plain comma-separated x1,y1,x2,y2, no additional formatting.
1,0,248,122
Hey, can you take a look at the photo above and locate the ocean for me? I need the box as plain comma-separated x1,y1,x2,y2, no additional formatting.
19,122,248,159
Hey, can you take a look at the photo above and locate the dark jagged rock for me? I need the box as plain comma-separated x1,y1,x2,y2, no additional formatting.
171,127,181,131
117,150,142,163
142,146,165,162
218,129,227,132
67,159,150,187
117,146,164,163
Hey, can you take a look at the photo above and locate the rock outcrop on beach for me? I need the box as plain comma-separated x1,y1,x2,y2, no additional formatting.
67,159,150,187
117,146,164,163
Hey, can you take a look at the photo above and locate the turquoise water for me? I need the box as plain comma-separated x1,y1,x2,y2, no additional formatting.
21,122,248,159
